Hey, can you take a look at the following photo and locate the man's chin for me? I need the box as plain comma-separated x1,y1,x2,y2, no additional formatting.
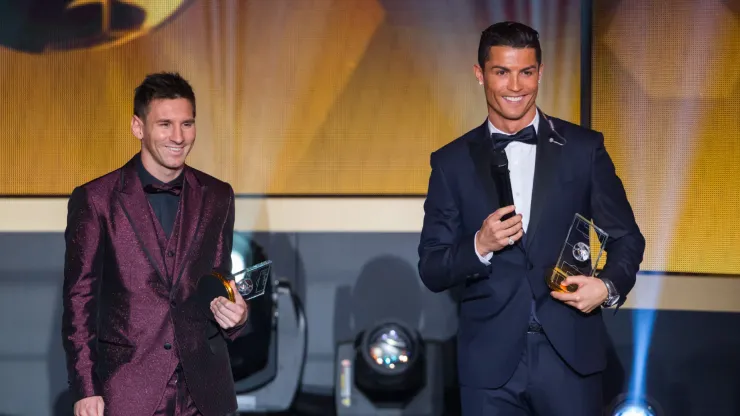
496,111,530,122
158,159,186,172
496,104,536,121
157,154,187,169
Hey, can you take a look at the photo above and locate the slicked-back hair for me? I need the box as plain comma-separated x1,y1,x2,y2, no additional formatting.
478,21,542,69
133,72,196,120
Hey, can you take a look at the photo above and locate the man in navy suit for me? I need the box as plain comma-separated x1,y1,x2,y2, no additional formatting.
417,22,645,415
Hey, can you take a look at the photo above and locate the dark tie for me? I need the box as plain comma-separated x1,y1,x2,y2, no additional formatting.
143,182,182,196
491,125,537,150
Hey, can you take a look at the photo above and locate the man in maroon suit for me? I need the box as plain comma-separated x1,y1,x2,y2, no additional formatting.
62,72,249,416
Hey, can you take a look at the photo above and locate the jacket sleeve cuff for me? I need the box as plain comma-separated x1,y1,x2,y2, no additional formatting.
456,232,493,280
71,374,102,402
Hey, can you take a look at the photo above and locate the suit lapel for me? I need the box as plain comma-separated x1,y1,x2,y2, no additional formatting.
116,157,169,287
526,113,563,251
467,121,499,212
171,167,206,290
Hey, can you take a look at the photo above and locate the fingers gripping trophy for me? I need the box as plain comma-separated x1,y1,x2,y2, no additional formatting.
198,260,273,311
547,214,608,293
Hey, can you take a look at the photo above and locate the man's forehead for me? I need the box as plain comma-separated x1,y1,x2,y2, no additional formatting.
149,97,191,108
147,99,194,116
486,46,538,65
489,45,537,56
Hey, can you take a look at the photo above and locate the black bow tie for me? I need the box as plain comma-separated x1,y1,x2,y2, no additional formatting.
491,125,537,150
144,182,183,196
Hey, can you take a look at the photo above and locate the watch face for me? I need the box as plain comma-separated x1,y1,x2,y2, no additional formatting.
604,292,619,306
600,279,619,307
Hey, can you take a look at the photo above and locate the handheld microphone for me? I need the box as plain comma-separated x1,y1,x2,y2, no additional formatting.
490,149,515,221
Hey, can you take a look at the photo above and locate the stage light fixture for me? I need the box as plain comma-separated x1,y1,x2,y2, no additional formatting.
610,393,663,416
354,321,425,402
335,318,448,415
228,235,273,382
227,234,308,413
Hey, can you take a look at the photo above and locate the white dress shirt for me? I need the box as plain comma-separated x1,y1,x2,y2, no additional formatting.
475,110,539,264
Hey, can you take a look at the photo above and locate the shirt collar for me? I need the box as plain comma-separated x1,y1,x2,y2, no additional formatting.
487,108,540,136
135,153,183,187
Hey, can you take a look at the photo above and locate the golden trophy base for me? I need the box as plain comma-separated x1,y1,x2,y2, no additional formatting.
547,267,579,293
210,270,236,303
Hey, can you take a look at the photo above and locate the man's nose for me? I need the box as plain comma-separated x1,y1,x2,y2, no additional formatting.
170,127,184,143
508,74,522,91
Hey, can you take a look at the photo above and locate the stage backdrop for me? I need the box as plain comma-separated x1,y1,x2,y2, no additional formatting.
592,0,740,276
0,0,582,195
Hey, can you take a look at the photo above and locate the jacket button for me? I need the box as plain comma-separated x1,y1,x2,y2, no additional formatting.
167,250,175,257
170,300,176,307
164,343,172,350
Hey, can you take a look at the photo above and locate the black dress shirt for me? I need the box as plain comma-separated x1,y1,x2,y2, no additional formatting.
135,154,182,238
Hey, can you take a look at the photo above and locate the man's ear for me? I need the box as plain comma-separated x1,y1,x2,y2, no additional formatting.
473,64,484,85
131,116,144,140
538,63,544,84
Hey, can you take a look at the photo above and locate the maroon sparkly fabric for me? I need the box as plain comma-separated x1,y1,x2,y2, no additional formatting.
153,367,202,416
62,155,244,416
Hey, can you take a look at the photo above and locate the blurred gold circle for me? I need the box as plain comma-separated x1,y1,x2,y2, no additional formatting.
0,0,195,53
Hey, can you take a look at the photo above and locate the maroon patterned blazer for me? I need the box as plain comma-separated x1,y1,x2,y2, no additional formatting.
62,155,243,416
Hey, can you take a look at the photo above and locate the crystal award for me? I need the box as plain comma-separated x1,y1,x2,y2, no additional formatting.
547,214,608,293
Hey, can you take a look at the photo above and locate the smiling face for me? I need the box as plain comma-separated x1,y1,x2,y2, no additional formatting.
131,97,195,182
474,45,542,133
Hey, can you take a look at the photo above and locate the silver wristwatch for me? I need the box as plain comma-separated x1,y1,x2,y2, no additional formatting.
599,277,620,307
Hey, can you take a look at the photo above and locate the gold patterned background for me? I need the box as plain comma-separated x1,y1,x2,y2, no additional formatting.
0,0,582,195
593,0,740,275
2,0,736,276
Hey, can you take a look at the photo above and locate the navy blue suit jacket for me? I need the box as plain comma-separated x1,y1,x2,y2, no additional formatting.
417,113,645,389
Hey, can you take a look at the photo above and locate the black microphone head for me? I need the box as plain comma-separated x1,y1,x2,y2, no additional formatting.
491,149,508,168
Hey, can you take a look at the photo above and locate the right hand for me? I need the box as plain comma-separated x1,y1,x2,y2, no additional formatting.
74,396,104,416
475,205,524,255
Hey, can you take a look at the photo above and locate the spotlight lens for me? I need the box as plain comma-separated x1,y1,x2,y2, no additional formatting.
366,325,412,372
614,404,655,416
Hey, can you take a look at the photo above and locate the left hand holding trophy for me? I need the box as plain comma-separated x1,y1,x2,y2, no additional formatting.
547,214,610,313
197,260,272,327
546,214,607,293
210,280,249,329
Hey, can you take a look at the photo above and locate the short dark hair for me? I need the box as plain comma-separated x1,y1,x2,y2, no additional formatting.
133,72,196,119
478,21,542,68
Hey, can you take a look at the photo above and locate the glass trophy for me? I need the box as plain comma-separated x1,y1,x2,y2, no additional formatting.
208,260,272,302
547,214,608,293
233,260,272,300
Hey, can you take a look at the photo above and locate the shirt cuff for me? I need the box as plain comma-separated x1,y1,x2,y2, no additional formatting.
474,231,493,265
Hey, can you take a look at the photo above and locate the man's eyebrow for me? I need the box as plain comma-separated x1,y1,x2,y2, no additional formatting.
491,65,538,71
